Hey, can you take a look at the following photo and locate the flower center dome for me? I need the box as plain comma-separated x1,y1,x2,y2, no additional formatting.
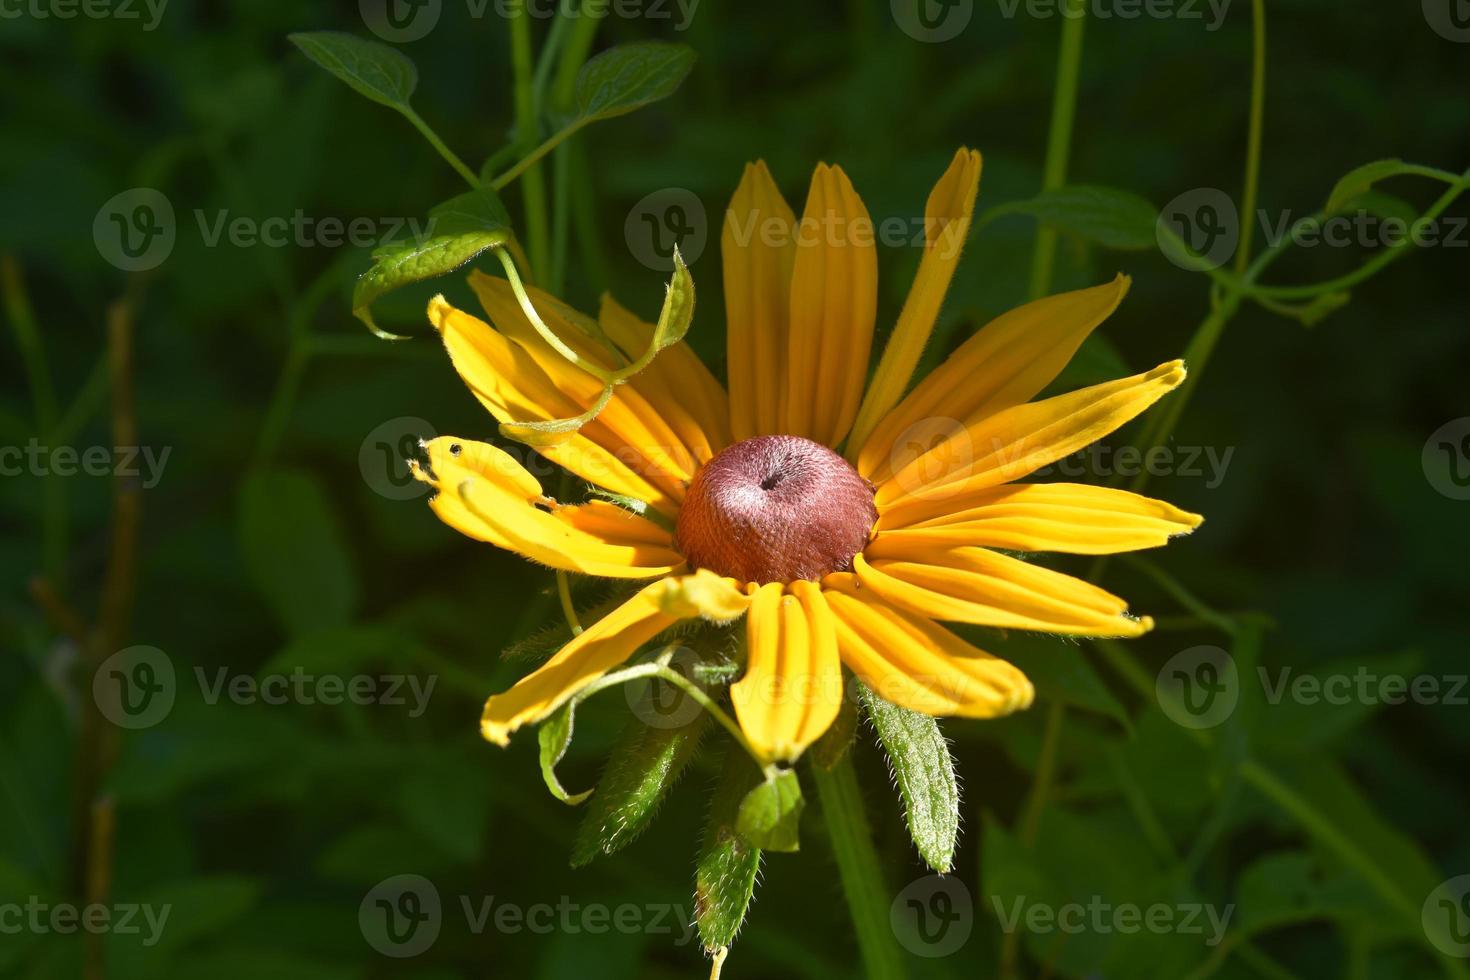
675,435,878,584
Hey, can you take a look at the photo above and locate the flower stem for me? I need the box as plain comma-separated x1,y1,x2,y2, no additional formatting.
812,755,908,980
1027,0,1087,300
509,0,551,279
1233,0,1267,274
398,105,481,190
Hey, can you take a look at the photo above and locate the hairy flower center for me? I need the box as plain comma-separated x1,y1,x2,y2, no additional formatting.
675,435,878,584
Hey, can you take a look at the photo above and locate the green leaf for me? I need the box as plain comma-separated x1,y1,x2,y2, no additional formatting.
735,767,804,852
859,683,959,873
351,187,514,338
238,468,358,636
694,751,764,952
538,701,593,805
287,32,417,111
500,383,614,447
1234,851,1385,936
978,185,1158,250
571,712,710,866
574,42,696,124
986,632,1130,728
1324,158,1407,214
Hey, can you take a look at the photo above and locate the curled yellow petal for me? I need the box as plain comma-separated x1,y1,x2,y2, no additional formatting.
652,568,750,623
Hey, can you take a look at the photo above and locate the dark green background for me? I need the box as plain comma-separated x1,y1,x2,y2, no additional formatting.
2,0,1468,977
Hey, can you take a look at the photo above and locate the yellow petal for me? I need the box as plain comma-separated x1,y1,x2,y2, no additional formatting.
461,277,701,507
480,580,680,745
429,294,682,515
822,574,1033,718
876,360,1186,512
848,149,982,458
599,292,732,461
731,581,844,763
412,437,684,579
858,275,1131,483
875,481,1203,553
853,548,1152,637
722,161,796,441
655,568,751,623
784,163,878,447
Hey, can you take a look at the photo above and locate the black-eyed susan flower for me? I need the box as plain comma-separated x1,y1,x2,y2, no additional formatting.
412,148,1201,765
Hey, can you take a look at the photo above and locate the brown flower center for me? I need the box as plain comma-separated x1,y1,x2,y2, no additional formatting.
675,435,878,584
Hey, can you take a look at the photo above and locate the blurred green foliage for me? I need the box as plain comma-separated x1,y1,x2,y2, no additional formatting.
2,0,1468,977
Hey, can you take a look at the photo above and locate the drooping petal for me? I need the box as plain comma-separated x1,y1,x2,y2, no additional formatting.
412,437,684,579
599,293,732,460
723,161,796,441
858,275,1132,483
848,148,982,458
853,547,1152,638
822,575,1033,718
467,274,705,489
429,295,682,516
731,581,844,763
480,580,678,746
874,481,1203,552
875,360,1186,513
784,163,878,448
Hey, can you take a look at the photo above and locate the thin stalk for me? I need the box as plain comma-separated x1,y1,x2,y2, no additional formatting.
1027,0,1087,300
509,0,551,278
399,106,482,189
1233,0,1267,274
812,755,908,980
493,247,614,381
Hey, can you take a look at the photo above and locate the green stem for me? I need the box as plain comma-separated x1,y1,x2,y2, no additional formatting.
1027,0,1087,300
1233,0,1266,274
399,106,481,189
493,247,615,381
812,755,908,980
509,0,551,278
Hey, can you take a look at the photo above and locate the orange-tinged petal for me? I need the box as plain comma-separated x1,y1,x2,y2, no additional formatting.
822,575,1033,718
412,437,684,579
731,581,844,763
785,163,878,447
876,360,1186,513
599,293,732,460
859,275,1132,483
723,161,797,441
853,548,1152,638
480,580,680,745
848,148,982,458
874,481,1203,553
429,293,683,516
